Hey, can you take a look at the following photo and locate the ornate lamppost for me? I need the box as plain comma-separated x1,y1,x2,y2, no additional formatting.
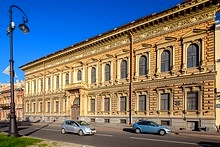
7,5,30,137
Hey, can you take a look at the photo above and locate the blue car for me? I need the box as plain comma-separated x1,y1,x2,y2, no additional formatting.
132,120,171,136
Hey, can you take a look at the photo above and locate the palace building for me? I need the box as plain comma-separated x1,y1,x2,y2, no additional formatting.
20,0,220,131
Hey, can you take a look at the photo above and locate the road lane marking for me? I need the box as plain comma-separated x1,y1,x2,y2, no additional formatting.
130,137,199,146
96,134,113,137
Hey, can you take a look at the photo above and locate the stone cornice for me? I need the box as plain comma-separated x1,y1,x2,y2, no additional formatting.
88,72,216,93
20,0,218,72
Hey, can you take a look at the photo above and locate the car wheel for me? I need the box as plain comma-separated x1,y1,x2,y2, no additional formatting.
158,129,166,136
61,128,66,134
135,128,141,134
78,130,84,136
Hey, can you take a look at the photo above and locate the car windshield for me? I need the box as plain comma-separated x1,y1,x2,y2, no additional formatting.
77,121,89,126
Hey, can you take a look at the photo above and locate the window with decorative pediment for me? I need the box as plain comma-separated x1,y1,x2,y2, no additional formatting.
161,50,171,72
77,70,82,81
91,67,96,83
183,86,202,112
139,56,147,76
156,46,174,75
187,44,199,68
157,89,173,112
156,37,175,76
121,60,127,79
182,29,205,72
105,64,111,81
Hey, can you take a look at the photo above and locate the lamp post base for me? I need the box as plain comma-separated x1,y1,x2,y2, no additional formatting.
8,113,19,137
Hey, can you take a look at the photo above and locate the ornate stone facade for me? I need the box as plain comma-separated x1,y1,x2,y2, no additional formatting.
0,81,24,121
20,0,220,131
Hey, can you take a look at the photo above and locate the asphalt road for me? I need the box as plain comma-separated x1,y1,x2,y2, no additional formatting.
1,124,220,147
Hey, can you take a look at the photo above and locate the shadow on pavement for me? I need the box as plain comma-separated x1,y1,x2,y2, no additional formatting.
198,141,220,147
22,122,53,136
0,120,55,137
123,128,133,133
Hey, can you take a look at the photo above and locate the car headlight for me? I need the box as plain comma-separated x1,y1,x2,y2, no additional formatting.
85,127,91,132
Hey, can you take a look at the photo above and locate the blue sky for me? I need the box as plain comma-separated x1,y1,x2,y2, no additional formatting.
0,0,183,83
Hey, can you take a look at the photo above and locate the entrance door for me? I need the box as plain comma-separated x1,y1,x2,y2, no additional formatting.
71,98,80,119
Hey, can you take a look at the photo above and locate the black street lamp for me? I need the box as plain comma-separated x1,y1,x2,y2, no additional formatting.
7,5,30,137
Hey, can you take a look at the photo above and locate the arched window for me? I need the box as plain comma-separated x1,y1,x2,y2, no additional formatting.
187,44,199,68
105,64,111,81
91,67,96,83
77,70,82,81
161,50,170,72
121,60,127,79
139,55,147,76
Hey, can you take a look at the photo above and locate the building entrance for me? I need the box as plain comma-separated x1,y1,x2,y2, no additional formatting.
71,98,80,119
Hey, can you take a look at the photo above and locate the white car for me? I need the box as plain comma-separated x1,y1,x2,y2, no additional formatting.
61,120,96,136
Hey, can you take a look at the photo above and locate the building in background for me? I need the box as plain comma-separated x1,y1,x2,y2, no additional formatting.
215,18,220,130
0,81,24,121
20,0,220,131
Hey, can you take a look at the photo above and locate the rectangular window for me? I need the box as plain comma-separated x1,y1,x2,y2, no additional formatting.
47,102,50,112
139,95,146,111
66,73,69,85
120,119,126,124
40,102,42,112
120,96,126,111
161,120,170,126
91,99,95,112
91,67,96,83
30,103,32,112
48,77,51,91
34,80,36,93
28,82,30,94
33,103,36,113
160,93,170,110
27,104,29,112
91,118,95,122
56,75,59,89
55,101,59,113
104,119,110,123
104,98,110,112
40,79,43,91
187,92,198,110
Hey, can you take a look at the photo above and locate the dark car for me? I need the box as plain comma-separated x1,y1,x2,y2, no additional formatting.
61,120,96,136
132,120,171,136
